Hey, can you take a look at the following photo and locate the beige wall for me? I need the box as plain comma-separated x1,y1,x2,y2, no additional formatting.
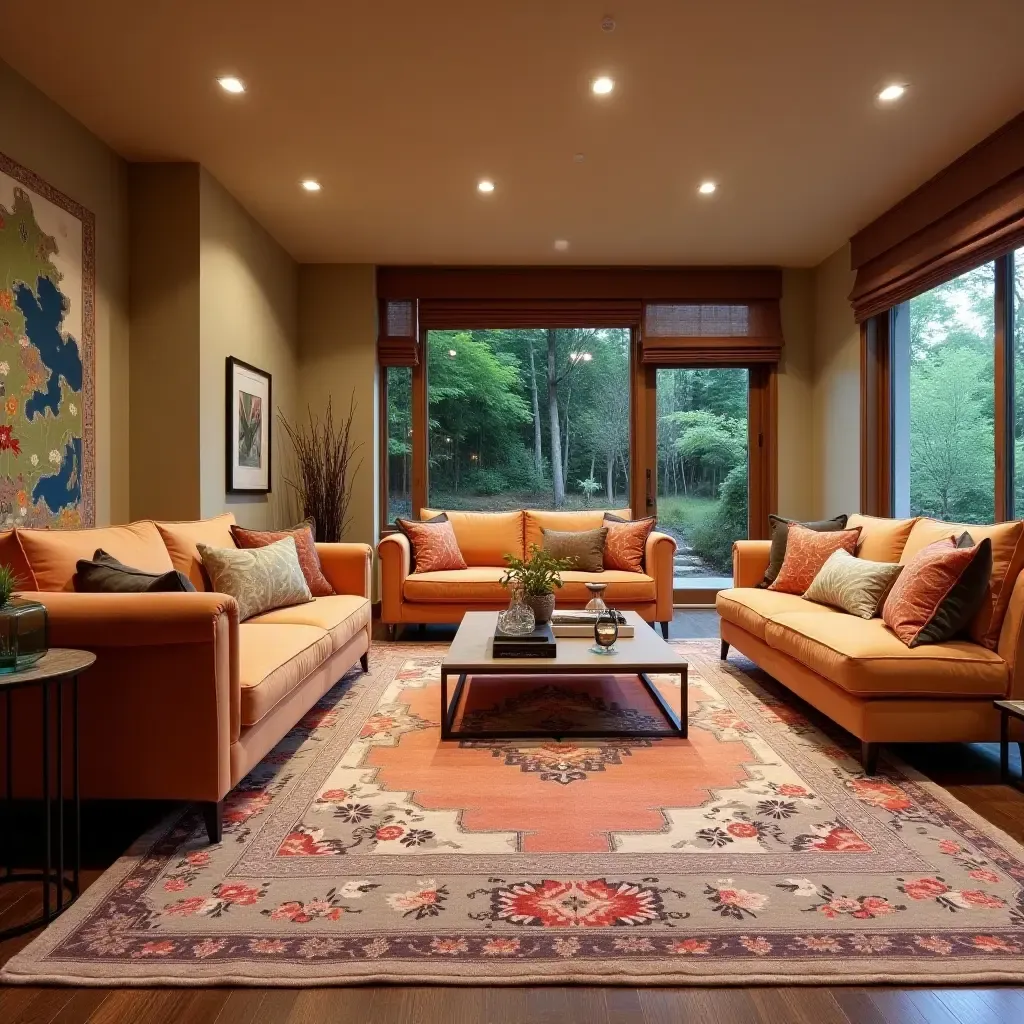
128,164,201,521
0,58,129,525
777,269,816,520
199,170,298,528
296,265,379,550
812,243,860,518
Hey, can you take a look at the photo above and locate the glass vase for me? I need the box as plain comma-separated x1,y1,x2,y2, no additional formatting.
0,597,49,674
497,584,536,636
583,582,608,613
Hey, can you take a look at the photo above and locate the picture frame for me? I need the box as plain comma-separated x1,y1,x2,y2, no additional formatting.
226,356,272,494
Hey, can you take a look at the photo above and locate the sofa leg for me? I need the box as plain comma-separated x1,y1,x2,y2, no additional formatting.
359,652,369,672
659,621,669,640
720,639,730,661
386,624,395,640
861,741,879,776
201,801,223,845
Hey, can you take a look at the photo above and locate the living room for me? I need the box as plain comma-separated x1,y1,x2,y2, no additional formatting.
1,1,1023,1019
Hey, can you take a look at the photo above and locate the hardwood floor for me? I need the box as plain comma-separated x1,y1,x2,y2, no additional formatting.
1,607,1023,1023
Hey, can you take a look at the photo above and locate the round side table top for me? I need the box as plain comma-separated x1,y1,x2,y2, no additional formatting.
0,649,96,690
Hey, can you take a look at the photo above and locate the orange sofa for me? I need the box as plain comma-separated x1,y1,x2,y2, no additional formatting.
378,508,677,636
0,514,371,842
716,513,1024,774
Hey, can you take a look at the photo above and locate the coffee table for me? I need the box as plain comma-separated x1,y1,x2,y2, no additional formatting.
440,610,687,741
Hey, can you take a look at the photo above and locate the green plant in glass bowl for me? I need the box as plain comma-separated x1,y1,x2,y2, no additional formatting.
500,544,575,624
0,564,17,608
0,564,48,674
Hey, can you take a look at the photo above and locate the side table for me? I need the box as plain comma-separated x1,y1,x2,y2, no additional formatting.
994,699,1024,789
1,649,96,940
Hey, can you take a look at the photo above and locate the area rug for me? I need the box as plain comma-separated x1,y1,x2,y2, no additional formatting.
4,640,1024,987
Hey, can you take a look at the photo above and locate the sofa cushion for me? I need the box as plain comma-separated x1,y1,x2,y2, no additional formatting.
156,514,237,591
421,509,524,565
0,530,34,591
762,514,849,587
238,623,333,726
198,537,313,621
232,520,334,597
397,516,468,573
541,526,607,572
402,567,656,604
604,515,657,572
847,514,918,563
74,550,196,594
17,521,174,591
803,549,903,619
768,525,861,595
524,509,631,552
247,595,370,652
763,612,1008,699
716,587,841,641
901,518,1024,650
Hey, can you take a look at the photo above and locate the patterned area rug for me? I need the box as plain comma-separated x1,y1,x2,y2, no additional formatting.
5,639,1024,986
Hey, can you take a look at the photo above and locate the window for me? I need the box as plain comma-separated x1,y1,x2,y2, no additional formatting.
892,263,996,522
425,328,631,511
1013,249,1024,515
655,368,748,587
385,366,412,522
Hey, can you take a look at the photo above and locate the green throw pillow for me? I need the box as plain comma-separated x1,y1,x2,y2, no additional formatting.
803,549,903,619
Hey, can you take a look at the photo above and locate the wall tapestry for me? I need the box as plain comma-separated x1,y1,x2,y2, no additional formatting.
226,356,272,494
0,151,95,528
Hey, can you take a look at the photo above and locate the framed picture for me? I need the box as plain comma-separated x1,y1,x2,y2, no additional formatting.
226,357,272,494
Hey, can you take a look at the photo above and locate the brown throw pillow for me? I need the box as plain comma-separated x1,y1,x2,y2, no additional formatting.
541,527,607,572
231,519,334,597
768,524,862,595
396,516,468,574
74,549,196,594
760,514,849,588
883,535,993,647
603,514,656,573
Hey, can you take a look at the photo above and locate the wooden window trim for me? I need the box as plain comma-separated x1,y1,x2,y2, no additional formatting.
995,252,1015,521
860,313,893,517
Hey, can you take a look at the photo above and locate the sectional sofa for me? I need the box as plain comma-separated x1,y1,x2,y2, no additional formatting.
0,514,371,842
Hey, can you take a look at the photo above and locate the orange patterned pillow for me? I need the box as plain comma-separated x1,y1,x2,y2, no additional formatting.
603,515,656,573
231,520,335,597
397,517,468,573
768,524,861,595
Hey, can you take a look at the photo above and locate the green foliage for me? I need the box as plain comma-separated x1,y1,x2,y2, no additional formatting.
500,544,575,596
578,477,600,504
0,564,19,606
464,467,506,495
688,464,748,574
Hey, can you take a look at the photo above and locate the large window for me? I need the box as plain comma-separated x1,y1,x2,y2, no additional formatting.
1013,248,1024,515
424,328,631,512
896,263,996,521
655,368,748,587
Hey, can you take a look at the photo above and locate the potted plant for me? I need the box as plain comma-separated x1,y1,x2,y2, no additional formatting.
0,565,47,674
500,544,575,625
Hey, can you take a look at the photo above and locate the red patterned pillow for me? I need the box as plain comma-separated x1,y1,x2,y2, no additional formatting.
882,537,992,647
396,517,468,573
768,524,861,595
231,520,334,597
603,515,656,573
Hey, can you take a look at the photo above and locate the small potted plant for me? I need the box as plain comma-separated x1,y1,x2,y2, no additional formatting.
0,564,47,674
500,544,575,625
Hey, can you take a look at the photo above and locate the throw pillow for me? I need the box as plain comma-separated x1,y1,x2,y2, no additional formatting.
803,549,903,618
396,516,468,574
768,524,862,595
760,514,849,588
74,549,196,594
197,536,313,621
231,519,334,597
541,526,607,572
396,513,449,572
603,514,656,573
882,536,994,647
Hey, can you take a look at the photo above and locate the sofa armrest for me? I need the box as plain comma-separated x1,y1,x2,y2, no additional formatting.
999,570,1024,699
732,540,771,589
25,591,239,800
316,542,372,599
378,532,411,623
646,530,677,623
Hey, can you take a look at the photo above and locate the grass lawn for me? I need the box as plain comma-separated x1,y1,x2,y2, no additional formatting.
656,495,719,536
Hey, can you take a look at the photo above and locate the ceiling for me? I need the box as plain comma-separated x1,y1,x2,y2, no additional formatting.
3,0,1024,266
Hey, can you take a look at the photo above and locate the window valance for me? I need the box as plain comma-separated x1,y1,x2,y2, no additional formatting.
640,300,784,365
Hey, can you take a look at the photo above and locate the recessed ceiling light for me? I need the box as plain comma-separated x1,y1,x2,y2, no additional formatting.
554,239,570,251
477,179,495,193
591,76,615,96
698,181,717,195
300,179,322,192
217,76,245,94
878,83,906,103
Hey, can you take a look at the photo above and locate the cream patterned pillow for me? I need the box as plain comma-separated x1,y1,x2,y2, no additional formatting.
804,548,903,619
197,536,312,621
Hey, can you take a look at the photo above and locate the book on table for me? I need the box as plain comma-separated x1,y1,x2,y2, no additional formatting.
492,623,557,658
548,609,633,638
